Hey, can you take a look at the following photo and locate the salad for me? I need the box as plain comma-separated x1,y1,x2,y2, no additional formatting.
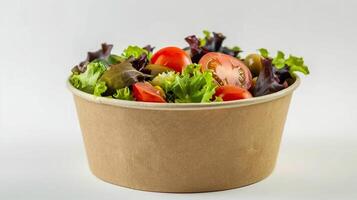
69,31,309,103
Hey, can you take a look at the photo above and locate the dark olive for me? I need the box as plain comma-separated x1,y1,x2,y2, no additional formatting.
244,54,264,77
144,64,173,76
251,77,258,88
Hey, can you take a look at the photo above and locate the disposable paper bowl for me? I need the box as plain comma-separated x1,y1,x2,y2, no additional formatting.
68,77,300,193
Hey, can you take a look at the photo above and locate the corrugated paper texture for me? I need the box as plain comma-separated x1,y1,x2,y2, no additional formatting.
72,93,293,192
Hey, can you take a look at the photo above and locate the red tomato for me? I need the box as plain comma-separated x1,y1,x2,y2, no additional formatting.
133,82,166,103
215,85,252,101
151,47,192,73
199,52,252,89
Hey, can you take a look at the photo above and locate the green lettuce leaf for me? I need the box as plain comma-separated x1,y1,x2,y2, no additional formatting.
185,31,242,62
272,51,285,68
70,60,107,94
121,45,149,60
258,48,269,58
72,43,113,73
170,64,217,103
119,45,154,72
285,55,310,75
93,81,107,96
151,71,178,91
214,96,223,102
151,64,217,103
113,87,134,100
259,49,310,76
199,30,211,47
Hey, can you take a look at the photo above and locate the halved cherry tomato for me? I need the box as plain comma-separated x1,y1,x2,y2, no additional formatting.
199,52,252,89
133,82,166,103
151,47,192,73
215,85,252,101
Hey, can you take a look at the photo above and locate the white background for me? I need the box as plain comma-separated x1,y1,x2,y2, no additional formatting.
1,0,356,199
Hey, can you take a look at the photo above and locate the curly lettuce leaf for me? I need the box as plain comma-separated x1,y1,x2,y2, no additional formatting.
151,71,178,91
204,32,226,52
93,81,107,96
221,46,242,58
253,49,311,97
170,64,217,103
185,31,242,62
258,48,269,58
151,64,217,102
131,53,150,72
151,71,178,102
72,44,154,74
113,87,134,100
259,49,310,76
121,45,154,72
72,43,113,73
143,45,154,60
214,96,223,102
285,55,310,75
274,66,293,84
70,60,107,94
253,59,287,97
272,51,285,68
121,45,149,59
199,30,211,47
184,35,207,63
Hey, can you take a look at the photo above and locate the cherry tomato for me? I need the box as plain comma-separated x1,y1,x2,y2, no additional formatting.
199,52,252,89
151,47,192,73
133,82,166,103
215,85,252,101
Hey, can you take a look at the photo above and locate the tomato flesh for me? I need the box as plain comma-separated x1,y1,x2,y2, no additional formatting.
215,85,252,101
133,82,166,103
199,52,252,89
151,47,192,73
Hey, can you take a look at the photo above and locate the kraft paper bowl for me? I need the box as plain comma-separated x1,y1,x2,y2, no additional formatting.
68,77,300,193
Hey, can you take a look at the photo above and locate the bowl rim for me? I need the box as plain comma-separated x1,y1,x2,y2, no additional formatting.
67,76,300,110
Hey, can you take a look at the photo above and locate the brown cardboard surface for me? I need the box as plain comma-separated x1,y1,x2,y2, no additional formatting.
72,91,293,192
